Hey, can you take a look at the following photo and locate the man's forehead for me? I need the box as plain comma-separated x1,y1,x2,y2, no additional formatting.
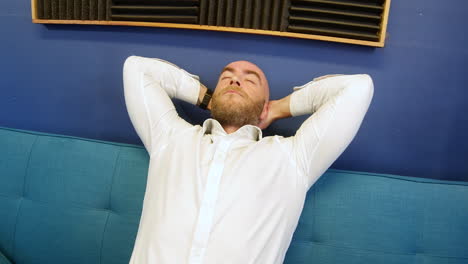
225,61,262,72
226,60,261,70
222,61,265,80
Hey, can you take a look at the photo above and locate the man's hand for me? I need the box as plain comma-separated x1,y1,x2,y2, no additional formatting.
257,95,292,130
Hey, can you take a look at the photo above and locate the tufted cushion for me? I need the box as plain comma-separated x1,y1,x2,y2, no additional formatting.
0,127,148,264
284,170,468,264
0,250,12,264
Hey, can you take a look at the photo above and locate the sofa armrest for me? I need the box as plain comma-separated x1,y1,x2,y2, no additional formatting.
0,251,12,264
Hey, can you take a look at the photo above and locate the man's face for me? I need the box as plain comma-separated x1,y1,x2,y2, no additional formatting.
211,61,269,128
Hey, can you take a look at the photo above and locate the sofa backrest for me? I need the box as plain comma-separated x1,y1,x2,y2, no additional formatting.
285,170,468,264
1,127,467,264
0,127,148,264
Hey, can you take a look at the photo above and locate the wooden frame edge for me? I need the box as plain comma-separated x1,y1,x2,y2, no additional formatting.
32,19,384,47
30,0,386,48
31,0,37,20
379,0,391,47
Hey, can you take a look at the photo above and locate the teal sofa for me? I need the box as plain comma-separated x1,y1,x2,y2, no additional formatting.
1,126,467,264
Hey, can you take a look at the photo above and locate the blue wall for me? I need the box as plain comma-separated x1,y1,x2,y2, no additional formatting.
1,1,467,181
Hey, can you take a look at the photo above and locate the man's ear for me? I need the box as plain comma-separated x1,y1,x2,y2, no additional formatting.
258,101,269,125
257,101,272,130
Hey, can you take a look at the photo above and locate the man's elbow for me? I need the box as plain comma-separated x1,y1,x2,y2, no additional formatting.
123,55,139,75
356,74,374,101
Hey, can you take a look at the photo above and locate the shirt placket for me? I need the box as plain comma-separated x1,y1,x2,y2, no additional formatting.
189,138,234,264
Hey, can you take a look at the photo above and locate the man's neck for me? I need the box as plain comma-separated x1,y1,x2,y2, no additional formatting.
222,125,240,134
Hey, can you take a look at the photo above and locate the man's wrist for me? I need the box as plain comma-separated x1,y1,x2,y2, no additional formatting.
197,84,212,110
272,96,292,120
199,88,212,110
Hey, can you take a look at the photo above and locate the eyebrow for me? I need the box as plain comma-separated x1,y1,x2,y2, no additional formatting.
222,67,262,84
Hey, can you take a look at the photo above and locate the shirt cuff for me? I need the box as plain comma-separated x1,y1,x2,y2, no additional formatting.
290,87,312,117
178,69,201,105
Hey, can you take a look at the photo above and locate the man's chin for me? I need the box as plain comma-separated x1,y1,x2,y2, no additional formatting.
218,96,243,107
222,93,244,102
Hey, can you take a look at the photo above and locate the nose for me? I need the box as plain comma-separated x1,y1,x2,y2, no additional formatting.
230,77,241,87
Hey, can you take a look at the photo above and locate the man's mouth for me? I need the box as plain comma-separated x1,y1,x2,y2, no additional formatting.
223,86,244,97
226,90,241,95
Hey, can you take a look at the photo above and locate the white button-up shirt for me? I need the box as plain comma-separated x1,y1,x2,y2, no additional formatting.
123,56,373,264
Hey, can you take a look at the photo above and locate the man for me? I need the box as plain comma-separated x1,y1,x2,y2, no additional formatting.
123,56,373,264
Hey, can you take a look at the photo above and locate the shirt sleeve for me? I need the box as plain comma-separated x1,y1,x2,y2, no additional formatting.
123,55,201,154
289,74,374,189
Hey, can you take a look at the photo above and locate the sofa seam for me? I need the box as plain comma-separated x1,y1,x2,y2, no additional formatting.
327,169,468,186
290,240,468,259
10,197,23,261
4,196,141,216
312,188,317,243
99,148,121,264
21,136,38,199
0,126,145,150
417,193,428,255
107,148,122,212
99,211,111,264
11,135,38,260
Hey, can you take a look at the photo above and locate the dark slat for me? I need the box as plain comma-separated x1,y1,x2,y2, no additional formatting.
66,0,73,19
36,0,46,19
199,0,208,24
290,6,381,19
58,0,65,19
93,0,99,19
81,0,89,20
112,0,199,5
111,14,198,23
44,0,51,19
217,0,225,26
252,0,260,29
234,0,243,27
243,0,251,28
225,0,233,26
111,6,198,13
51,0,58,19
208,0,216,25
288,25,379,40
290,15,379,29
73,0,81,19
280,0,289,31
37,0,43,18
98,0,106,20
106,0,111,20
291,0,383,10
90,0,97,20
271,0,280,31
261,0,271,30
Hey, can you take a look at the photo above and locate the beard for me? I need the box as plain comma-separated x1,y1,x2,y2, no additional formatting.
211,85,264,128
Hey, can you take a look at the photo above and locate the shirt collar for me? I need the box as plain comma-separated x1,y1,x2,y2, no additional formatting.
202,118,263,142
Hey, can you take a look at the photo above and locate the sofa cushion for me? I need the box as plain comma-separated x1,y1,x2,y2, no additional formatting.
0,127,148,264
0,250,12,264
284,170,468,264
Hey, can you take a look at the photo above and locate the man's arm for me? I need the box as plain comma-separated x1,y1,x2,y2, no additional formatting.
268,75,374,188
123,55,207,154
